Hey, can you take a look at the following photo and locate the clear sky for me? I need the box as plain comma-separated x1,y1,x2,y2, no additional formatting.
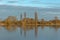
0,0,60,8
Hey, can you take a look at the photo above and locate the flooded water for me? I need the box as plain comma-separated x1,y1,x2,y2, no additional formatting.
0,5,60,40
0,26,60,40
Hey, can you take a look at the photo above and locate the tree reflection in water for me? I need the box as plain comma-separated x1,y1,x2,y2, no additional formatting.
2,25,60,37
4,25,17,31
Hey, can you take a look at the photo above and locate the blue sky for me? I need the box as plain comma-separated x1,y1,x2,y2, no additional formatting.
0,0,60,8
